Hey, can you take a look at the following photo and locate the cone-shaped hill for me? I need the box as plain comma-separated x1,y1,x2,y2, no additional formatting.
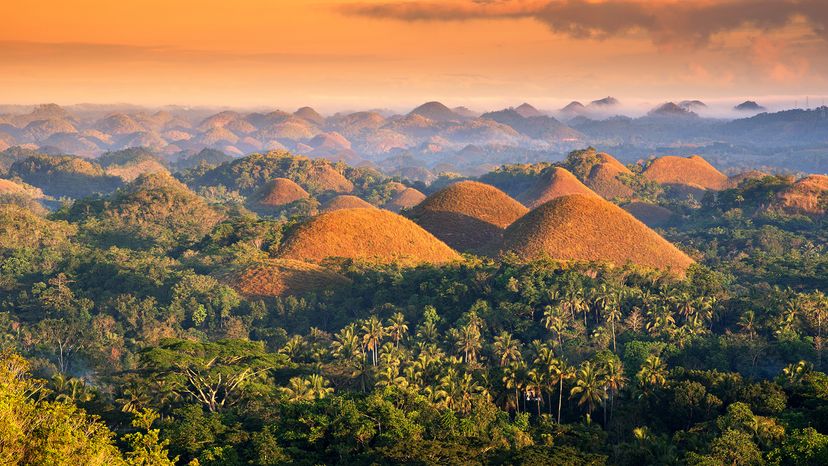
306,164,354,193
585,162,633,199
500,194,694,274
217,259,351,299
279,208,461,266
411,181,528,253
385,186,426,212
517,167,597,209
251,178,310,208
322,195,376,212
642,155,727,190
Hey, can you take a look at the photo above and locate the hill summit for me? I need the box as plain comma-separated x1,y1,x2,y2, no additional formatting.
408,101,462,122
500,194,694,274
412,181,527,252
279,208,461,266
517,167,597,208
642,155,728,190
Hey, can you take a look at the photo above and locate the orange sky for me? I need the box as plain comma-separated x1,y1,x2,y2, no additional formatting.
2,0,827,110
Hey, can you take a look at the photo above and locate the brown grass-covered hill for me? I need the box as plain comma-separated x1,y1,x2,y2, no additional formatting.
384,185,426,212
322,195,376,212
279,208,462,266
622,202,676,227
64,172,223,249
642,155,728,190
500,194,694,275
217,259,351,299
777,175,828,215
0,178,44,198
585,162,634,199
251,178,310,207
517,167,597,209
306,164,354,193
411,181,528,253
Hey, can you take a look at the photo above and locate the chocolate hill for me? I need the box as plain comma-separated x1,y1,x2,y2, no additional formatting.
218,259,351,299
279,208,462,266
411,181,528,253
777,175,828,215
252,178,310,207
642,155,728,190
321,195,375,212
384,186,426,212
306,164,354,193
500,194,694,274
517,167,597,209
585,158,634,199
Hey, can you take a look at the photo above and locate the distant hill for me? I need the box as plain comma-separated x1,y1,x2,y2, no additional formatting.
8,154,122,198
515,103,543,118
648,102,698,118
408,102,463,122
480,109,581,141
735,101,766,112
500,194,694,274
589,97,619,107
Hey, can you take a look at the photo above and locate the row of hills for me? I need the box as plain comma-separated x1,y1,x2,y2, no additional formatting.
2,143,825,299
1,100,827,180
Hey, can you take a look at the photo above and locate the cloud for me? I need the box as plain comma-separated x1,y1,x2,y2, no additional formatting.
340,0,828,47
750,36,811,82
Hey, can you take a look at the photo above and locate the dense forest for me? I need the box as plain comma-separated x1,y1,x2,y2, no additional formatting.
0,146,827,465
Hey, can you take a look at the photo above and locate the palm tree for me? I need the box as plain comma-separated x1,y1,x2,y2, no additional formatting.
570,361,605,418
738,310,758,340
526,368,545,416
782,360,812,385
605,305,623,353
533,343,556,414
637,356,668,393
387,312,409,348
550,358,573,424
542,305,568,349
601,359,627,423
493,331,522,367
307,374,334,399
502,362,524,413
361,315,385,366
279,335,306,362
282,377,313,402
454,322,482,364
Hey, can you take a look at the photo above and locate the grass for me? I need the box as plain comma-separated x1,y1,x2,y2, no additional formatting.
517,167,597,208
253,178,309,207
279,208,462,266
322,195,375,212
642,155,727,190
218,258,351,298
411,181,527,253
500,194,694,275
